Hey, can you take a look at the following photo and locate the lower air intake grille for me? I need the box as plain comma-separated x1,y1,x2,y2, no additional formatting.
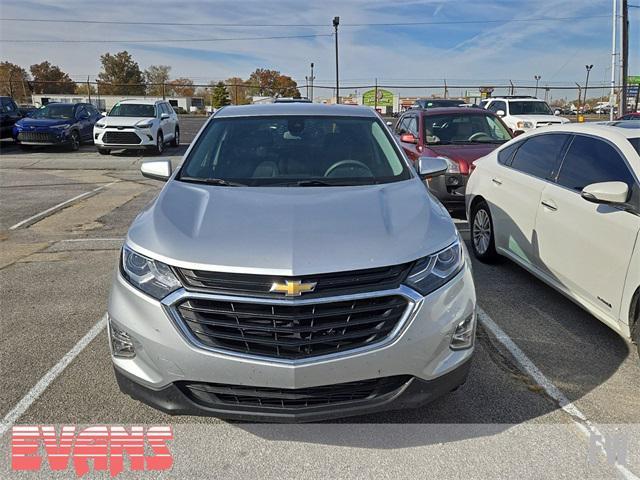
103,131,141,144
180,376,411,410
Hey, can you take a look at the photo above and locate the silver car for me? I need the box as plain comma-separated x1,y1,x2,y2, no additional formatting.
108,103,477,422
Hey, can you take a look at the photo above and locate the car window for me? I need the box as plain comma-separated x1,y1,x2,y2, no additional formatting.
508,101,553,115
423,113,511,145
406,116,418,136
2,99,16,112
109,103,156,117
396,116,410,134
497,140,522,165
487,101,506,114
479,100,489,109
510,133,569,179
76,106,87,118
32,104,74,119
628,137,640,155
180,115,411,186
557,135,636,193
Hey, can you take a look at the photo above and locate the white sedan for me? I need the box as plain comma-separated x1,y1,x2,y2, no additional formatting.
465,122,640,357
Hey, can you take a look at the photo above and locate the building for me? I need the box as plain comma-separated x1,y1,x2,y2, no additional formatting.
30,94,200,113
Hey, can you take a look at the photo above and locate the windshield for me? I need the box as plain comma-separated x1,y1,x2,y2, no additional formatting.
423,113,512,145
32,104,74,119
109,103,156,117
179,115,411,186
628,138,640,155
508,101,553,115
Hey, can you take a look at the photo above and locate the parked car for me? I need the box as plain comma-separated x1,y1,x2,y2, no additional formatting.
13,102,101,150
18,104,37,117
617,112,640,121
394,107,512,212
109,103,477,422
0,96,23,139
412,98,466,109
479,96,570,134
466,124,640,358
93,99,179,155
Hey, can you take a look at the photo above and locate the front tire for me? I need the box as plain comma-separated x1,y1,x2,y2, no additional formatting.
69,130,80,151
154,131,164,155
470,200,499,263
632,296,640,360
97,148,110,155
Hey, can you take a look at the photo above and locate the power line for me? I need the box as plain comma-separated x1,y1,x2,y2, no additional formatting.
0,33,333,44
0,14,612,28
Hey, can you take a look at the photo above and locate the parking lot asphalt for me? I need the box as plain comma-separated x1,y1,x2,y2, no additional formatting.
0,134,639,479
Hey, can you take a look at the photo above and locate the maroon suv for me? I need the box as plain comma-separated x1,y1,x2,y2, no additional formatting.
394,107,512,212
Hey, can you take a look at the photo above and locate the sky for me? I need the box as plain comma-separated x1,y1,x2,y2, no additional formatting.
0,0,638,100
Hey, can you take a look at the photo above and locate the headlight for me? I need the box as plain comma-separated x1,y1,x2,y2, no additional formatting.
516,121,534,129
121,245,181,300
135,120,154,129
405,238,465,295
51,124,71,129
95,122,106,128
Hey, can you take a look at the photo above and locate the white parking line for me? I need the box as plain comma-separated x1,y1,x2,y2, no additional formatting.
478,307,638,480
0,315,107,438
8,182,117,230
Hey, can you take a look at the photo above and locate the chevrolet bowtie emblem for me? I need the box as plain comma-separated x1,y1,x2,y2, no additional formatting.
270,279,317,296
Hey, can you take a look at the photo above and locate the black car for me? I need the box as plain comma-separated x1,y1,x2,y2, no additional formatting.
412,98,466,109
0,96,23,139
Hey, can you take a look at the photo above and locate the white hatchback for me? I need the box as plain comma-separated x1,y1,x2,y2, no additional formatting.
465,122,640,357
94,99,179,155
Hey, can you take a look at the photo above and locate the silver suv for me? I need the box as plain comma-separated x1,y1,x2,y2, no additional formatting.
108,103,477,422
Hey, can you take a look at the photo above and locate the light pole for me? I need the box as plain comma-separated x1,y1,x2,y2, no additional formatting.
534,75,541,97
583,64,593,113
333,16,340,104
309,62,315,102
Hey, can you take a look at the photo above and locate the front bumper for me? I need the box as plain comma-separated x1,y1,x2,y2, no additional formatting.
426,173,468,209
94,128,155,149
108,260,476,421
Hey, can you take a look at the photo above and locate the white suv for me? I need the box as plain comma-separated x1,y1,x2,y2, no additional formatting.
94,99,179,155
480,96,569,134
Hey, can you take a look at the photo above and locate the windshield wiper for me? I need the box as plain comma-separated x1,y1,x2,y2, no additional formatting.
179,176,247,187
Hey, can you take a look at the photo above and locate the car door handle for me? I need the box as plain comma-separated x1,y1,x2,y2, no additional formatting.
541,200,558,211
492,178,502,185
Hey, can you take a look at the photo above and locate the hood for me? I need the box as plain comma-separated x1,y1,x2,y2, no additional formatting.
427,144,501,174
513,114,568,125
127,179,457,276
100,116,152,127
16,117,72,128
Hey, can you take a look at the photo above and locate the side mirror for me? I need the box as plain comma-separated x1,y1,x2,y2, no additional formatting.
160,113,170,120
581,181,628,205
386,121,393,127
512,130,525,137
496,110,506,117
400,133,418,144
554,109,561,116
141,160,172,182
418,156,448,179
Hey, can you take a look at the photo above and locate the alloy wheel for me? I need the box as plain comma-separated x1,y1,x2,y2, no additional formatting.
473,208,491,255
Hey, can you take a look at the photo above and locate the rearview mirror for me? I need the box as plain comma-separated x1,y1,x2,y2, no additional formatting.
581,181,628,205
400,133,418,144
418,156,448,179
496,110,506,117
141,160,172,181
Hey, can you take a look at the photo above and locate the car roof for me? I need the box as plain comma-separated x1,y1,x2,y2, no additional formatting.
411,107,493,116
116,99,162,105
516,122,640,140
214,103,378,118
490,97,546,102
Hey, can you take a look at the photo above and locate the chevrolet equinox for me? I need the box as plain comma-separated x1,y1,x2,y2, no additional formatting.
108,103,477,422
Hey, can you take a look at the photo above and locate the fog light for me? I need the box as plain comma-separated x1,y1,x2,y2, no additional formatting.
450,312,475,350
109,318,135,358
447,176,460,186
94,133,99,140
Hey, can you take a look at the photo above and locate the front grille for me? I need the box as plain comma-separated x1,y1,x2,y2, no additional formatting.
177,263,412,298
180,376,411,409
175,295,408,359
103,131,141,144
17,132,57,143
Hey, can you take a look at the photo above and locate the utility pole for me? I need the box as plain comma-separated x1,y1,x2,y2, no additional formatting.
333,16,340,104
310,62,315,102
374,78,378,111
534,75,541,97
621,0,629,115
610,0,617,121
87,76,91,103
